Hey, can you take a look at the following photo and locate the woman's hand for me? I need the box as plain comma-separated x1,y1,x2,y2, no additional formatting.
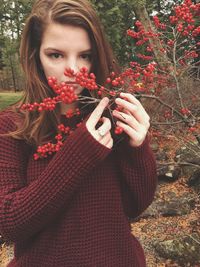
113,92,150,147
86,97,113,149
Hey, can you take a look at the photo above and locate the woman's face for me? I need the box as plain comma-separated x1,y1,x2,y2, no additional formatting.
39,22,92,95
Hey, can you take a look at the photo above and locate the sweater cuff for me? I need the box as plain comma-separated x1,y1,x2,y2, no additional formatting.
130,135,150,155
74,122,112,157
120,135,152,162
55,121,111,169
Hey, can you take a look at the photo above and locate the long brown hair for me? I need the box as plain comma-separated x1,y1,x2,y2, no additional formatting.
6,0,120,146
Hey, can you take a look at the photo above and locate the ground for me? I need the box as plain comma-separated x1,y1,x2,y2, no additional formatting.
0,91,22,111
132,176,200,267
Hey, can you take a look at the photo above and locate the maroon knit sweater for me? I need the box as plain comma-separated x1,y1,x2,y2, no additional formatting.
0,110,157,267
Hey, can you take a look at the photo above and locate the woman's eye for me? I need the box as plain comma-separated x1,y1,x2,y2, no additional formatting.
80,53,92,61
49,53,63,59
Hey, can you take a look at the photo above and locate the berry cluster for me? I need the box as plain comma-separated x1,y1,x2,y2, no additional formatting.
114,126,124,135
21,97,58,112
127,22,159,47
75,67,98,90
152,16,166,30
169,0,200,37
65,108,80,118
33,117,84,160
33,141,64,160
48,78,78,104
21,77,78,112
180,108,190,116
192,26,200,38
164,110,173,119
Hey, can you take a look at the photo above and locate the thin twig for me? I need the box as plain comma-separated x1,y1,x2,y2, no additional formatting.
185,234,200,245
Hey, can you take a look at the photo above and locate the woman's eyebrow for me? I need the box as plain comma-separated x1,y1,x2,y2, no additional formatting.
79,49,92,53
43,48,92,53
44,48,63,52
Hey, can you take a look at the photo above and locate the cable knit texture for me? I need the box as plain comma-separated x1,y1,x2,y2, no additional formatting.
0,110,157,267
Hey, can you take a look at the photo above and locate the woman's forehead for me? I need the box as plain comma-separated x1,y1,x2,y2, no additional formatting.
41,23,92,51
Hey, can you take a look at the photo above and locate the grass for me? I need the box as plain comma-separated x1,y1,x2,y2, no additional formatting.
0,91,23,111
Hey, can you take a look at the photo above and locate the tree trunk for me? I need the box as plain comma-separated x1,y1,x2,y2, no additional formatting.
157,0,161,12
9,55,17,92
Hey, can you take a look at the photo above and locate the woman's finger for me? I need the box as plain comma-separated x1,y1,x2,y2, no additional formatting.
100,131,112,146
97,117,111,137
112,110,140,129
86,97,109,131
92,130,113,149
115,97,148,124
121,93,150,123
105,137,113,149
116,120,147,147
120,92,143,108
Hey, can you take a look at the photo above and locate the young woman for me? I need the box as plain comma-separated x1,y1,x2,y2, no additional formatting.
0,0,157,266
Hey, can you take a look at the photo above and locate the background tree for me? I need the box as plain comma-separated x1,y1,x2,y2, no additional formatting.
91,0,136,66
0,0,33,91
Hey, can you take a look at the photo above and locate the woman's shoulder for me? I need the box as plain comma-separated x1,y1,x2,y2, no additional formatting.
0,108,24,132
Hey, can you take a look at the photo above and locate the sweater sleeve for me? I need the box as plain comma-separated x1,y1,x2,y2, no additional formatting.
0,113,111,242
115,136,157,219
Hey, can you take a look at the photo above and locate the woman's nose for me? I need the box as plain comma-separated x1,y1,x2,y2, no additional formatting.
66,58,79,73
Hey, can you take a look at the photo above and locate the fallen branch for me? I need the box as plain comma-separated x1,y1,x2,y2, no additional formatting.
157,161,200,169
